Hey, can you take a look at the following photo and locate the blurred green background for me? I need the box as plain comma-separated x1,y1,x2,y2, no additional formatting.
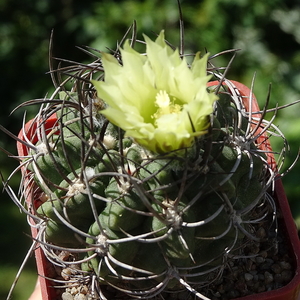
1,0,299,299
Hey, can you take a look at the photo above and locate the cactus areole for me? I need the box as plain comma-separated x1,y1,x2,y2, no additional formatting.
15,31,300,300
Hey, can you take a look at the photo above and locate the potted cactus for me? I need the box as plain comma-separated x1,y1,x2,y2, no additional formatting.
4,25,300,300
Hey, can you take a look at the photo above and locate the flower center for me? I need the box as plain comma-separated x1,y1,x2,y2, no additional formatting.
152,90,181,122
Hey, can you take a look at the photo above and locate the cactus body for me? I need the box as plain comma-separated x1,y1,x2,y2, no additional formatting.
25,85,274,299
17,31,281,300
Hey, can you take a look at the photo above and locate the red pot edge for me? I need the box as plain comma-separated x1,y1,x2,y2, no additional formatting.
16,81,300,300
29,227,55,300
17,114,59,300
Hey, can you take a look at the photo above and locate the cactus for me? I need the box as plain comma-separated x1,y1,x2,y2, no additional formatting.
3,22,298,300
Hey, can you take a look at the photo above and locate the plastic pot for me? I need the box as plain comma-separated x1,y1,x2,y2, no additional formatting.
17,113,59,300
17,81,300,300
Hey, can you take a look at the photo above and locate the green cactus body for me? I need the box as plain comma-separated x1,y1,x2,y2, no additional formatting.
44,219,85,247
32,152,70,188
29,84,272,297
84,224,141,279
99,177,147,232
149,198,196,261
37,169,105,223
19,33,280,300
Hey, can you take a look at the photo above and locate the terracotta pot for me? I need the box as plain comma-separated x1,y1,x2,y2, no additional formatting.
17,81,300,300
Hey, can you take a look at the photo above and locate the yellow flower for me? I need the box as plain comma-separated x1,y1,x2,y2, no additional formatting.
92,31,218,154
